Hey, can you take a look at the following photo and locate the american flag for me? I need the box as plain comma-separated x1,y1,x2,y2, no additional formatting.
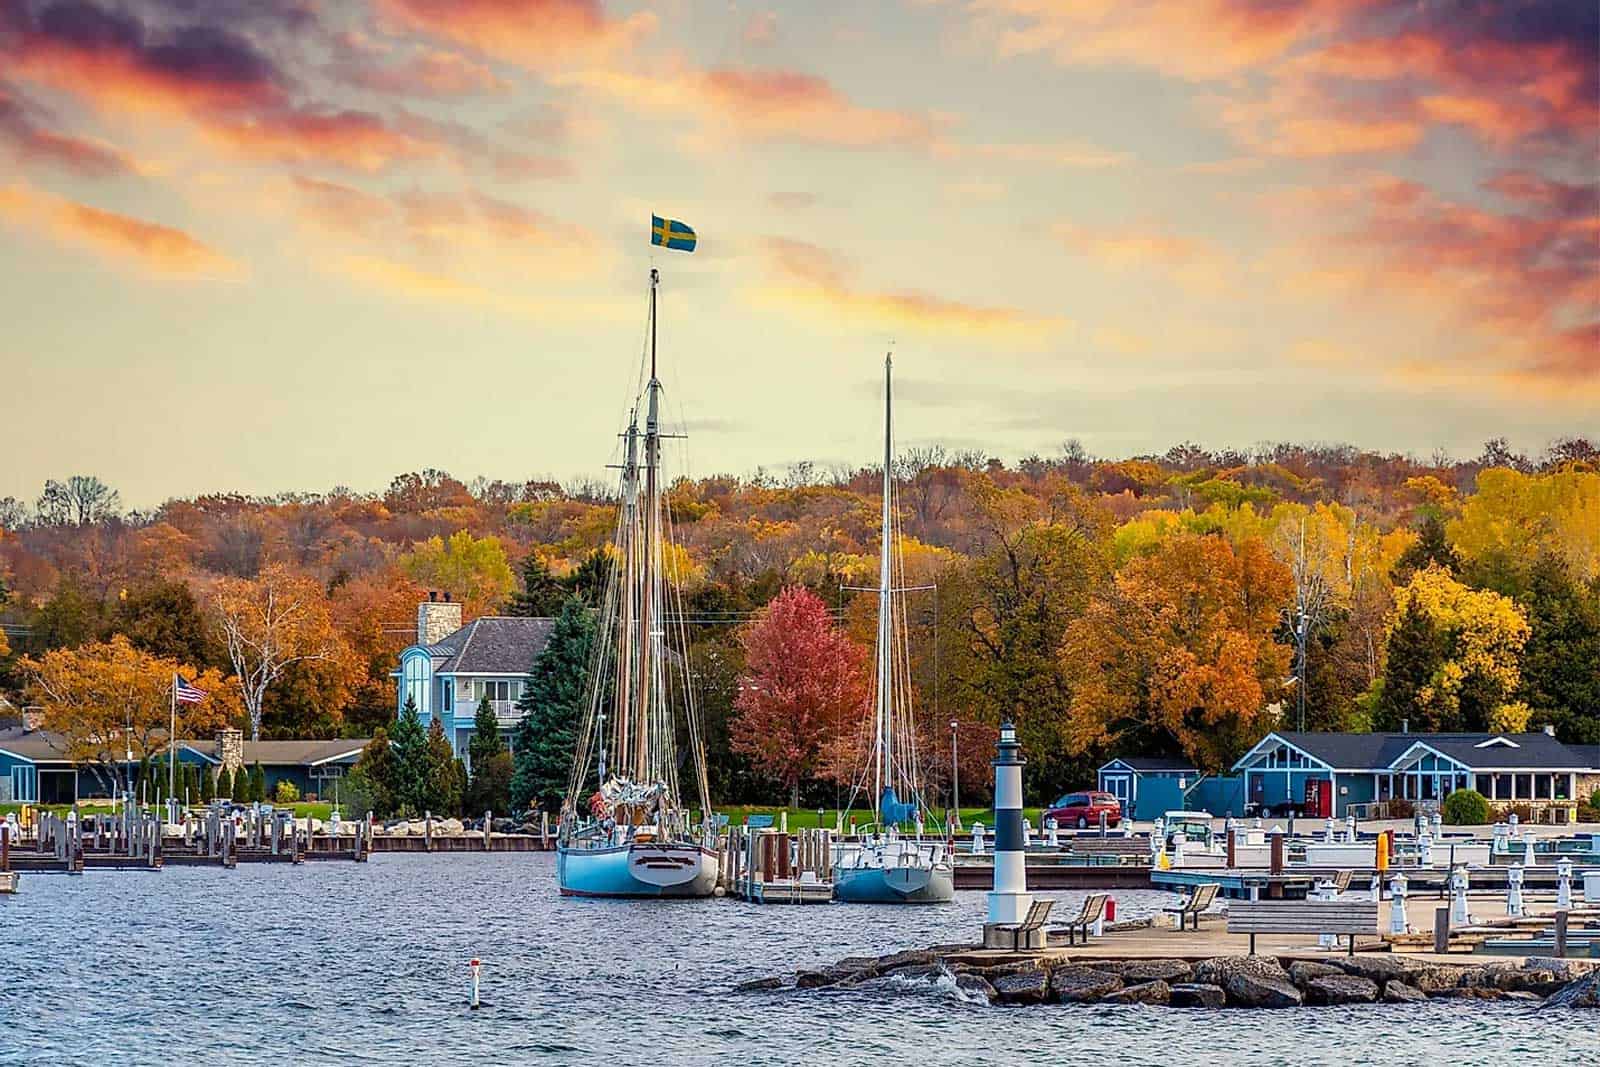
175,675,207,704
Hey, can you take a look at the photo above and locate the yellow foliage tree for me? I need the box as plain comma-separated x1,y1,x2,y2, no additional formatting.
1450,468,1600,585
399,530,515,618
1374,567,1531,732
21,635,235,788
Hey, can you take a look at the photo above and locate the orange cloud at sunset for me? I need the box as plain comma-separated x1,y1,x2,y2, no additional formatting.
377,0,656,68
0,182,235,276
206,108,439,172
558,66,939,149
755,236,1065,342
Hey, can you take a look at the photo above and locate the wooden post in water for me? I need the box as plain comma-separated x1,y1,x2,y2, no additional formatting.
1433,907,1450,955
425,811,433,852
540,811,550,849
484,811,492,852
1227,828,1237,868
1554,911,1569,959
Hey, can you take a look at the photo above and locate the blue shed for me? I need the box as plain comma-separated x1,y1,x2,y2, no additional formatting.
1098,757,1201,821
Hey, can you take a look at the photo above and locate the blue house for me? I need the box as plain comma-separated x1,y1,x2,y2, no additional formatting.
1097,756,1200,821
393,594,555,767
1231,729,1600,818
0,725,79,804
177,733,368,801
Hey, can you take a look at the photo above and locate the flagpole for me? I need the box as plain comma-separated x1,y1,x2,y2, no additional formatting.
169,672,177,802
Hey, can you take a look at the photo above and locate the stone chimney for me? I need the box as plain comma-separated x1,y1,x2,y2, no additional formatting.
216,727,244,774
21,706,45,733
417,592,463,646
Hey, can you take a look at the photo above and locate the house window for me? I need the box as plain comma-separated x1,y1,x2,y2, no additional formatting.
442,683,453,716
402,655,430,717
473,680,514,704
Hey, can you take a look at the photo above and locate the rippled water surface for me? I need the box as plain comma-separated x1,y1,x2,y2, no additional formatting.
1,853,1592,1065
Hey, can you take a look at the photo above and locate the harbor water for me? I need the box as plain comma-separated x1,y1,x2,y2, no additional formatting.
0,853,1591,1065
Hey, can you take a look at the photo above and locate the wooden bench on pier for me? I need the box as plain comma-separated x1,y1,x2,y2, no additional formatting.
1051,893,1109,946
1066,838,1151,864
1162,882,1220,931
986,898,1055,950
1226,899,1381,956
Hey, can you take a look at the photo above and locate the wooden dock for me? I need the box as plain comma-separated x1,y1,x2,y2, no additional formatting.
723,826,835,903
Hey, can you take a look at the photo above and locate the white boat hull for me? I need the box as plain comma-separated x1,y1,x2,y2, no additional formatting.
558,841,719,898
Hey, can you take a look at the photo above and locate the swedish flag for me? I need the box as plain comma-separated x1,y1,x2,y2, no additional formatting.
651,215,697,252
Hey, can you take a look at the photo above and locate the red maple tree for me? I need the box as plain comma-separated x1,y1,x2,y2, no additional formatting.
732,586,869,807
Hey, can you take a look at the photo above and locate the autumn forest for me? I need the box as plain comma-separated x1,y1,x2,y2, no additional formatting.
1,435,1597,805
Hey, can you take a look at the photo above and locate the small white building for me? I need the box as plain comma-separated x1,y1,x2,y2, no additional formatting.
392,593,555,767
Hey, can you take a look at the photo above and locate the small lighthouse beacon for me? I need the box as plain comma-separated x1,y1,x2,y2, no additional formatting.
986,720,1032,926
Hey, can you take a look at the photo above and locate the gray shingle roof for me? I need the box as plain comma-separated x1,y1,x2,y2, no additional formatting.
1105,756,1199,773
433,616,555,674
0,728,75,763
181,739,371,767
1259,731,1600,772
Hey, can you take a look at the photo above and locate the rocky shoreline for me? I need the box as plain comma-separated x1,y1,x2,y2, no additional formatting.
740,949,1600,1010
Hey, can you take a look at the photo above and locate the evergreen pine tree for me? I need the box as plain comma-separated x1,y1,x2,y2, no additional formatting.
1372,597,1448,731
1392,516,1460,582
510,597,596,813
352,726,397,817
251,762,266,804
505,553,567,617
464,696,512,814
217,766,233,800
390,695,430,817
423,717,463,816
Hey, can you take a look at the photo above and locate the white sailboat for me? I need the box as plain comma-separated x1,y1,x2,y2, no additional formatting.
832,353,955,904
556,268,719,898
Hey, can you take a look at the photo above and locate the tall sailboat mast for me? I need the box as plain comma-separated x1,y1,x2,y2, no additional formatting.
637,268,661,784
874,353,895,819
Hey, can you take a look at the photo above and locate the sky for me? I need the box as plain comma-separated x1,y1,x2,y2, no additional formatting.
1,0,1596,509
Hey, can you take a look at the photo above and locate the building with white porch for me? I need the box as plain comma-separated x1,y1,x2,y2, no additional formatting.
393,593,555,768
1230,729,1600,818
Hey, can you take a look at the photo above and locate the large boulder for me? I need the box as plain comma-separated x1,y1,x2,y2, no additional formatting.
1543,971,1600,1009
795,966,867,989
834,956,881,976
1287,961,1344,988
1305,975,1379,1006
734,976,784,992
1169,983,1227,1009
1103,979,1171,1006
1491,967,1566,997
1382,981,1427,1003
1411,965,1471,994
1049,965,1123,1003
1224,973,1303,1009
1100,959,1193,984
878,948,936,970
955,973,997,1003
1432,986,1505,1001
1194,956,1288,988
1525,957,1597,982
1333,955,1416,990
993,968,1051,1005
439,817,464,834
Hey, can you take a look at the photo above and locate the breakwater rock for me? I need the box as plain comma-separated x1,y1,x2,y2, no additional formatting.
741,948,1600,1010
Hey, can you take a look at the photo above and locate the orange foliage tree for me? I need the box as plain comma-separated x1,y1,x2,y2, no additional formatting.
732,586,869,806
21,635,235,790
1061,534,1293,772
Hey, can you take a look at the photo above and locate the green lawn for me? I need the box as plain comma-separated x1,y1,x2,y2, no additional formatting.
710,805,1045,830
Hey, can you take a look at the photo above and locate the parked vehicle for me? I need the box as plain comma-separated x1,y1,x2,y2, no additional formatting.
1044,790,1122,829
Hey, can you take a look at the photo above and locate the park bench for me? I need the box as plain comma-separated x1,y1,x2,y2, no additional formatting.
1067,838,1151,864
745,814,774,829
986,898,1055,950
1051,892,1109,946
1226,899,1381,955
1162,882,1220,931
